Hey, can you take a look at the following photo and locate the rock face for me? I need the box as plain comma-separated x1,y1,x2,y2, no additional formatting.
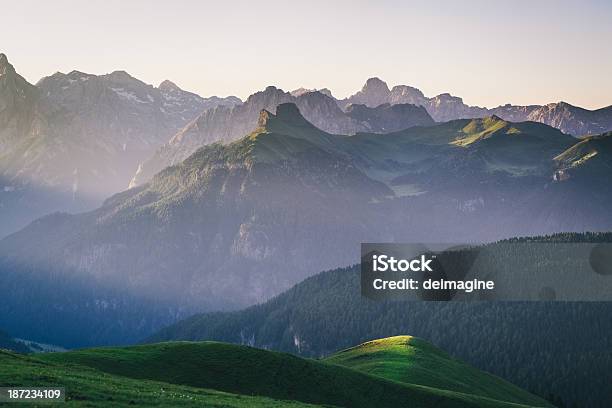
290,87,333,98
158,79,241,117
489,102,612,136
0,53,58,237
344,77,392,108
0,54,40,153
388,85,428,106
34,70,241,181
130,86,434,187
342,77,612,135
523,102,612,136
0,53,240,237
425,93,488,122
487,104,540,122
345,103,434,133
341,77,488,122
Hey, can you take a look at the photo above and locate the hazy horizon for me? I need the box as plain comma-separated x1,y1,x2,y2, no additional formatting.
2,0,611,109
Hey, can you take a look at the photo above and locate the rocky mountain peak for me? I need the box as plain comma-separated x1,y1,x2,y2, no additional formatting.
318,88,333,98
547,101,576,111
243,86,293,110
257,109,273,127
66,70,91,78
433,93,462,102
106,70,137,83
388,85,428,107
275,102,310,124
343,77,392,108
291,87,334,98
362,77,390,94
290,87,313,97
0,53,15,76
246,85,285,102
0,53,37,102
158,80,181,92
390,84,425,98
258,103,311,129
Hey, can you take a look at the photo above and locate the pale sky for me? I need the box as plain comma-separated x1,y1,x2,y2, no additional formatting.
2,0,611,109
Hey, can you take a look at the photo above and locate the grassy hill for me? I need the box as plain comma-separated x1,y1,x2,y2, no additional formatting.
0,349,318,407
325,336,547,407
2,340,550,408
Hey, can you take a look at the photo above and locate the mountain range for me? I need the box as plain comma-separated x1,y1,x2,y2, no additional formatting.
1,103,612,349
341,77,612,135
3,52,612,238
128,85,434,187
130,77,612,188
0,53,240,236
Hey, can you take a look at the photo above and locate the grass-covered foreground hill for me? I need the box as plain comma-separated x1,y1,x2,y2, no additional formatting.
325,336,545,406
0,349,316,408
0,339,550,407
